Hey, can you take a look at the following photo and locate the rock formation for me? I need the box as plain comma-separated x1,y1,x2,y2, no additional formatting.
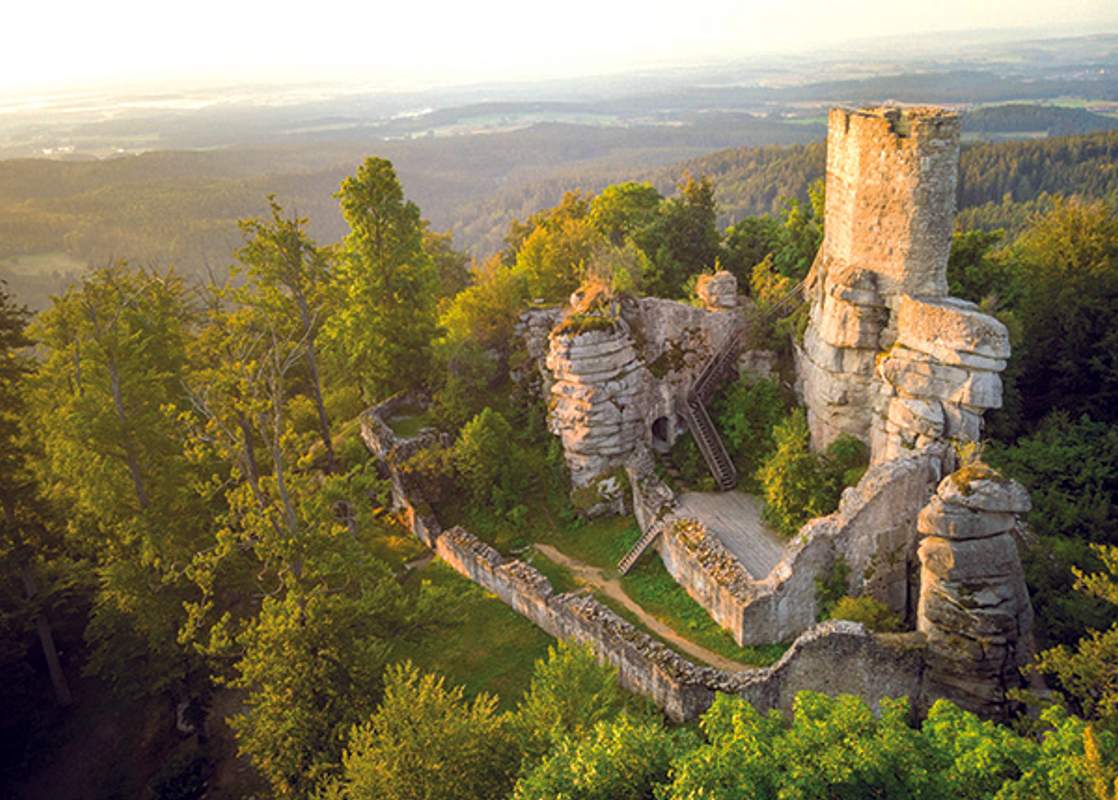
916,466,1033,718
797,106,1010,464
546,323,647,510
540,285,740,508
695,270,739,310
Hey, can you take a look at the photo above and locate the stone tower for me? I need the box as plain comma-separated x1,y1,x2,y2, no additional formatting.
799,106,1010,463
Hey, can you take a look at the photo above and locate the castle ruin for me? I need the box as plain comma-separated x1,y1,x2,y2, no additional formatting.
367,105,1038,722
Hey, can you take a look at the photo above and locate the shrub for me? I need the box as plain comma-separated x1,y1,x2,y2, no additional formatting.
452,408,513,503
513,642,624,761
332,663,519,800
756,409,836,537
713,375,787,490
145,742,211,800
451,408,534,512
829,595,902,632
431,339,498,430
815,557,850,619
399,444,458,507
825,434,869,490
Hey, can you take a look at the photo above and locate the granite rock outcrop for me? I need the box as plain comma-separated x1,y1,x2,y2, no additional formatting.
916,466,1033,717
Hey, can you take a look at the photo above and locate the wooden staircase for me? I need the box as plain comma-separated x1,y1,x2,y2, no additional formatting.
683,278,808,491
615,278,810,575
617,518,667,575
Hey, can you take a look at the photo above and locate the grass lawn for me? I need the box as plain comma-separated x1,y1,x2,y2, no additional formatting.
456,486,643,573
395,561,554,709
620,555,788,667
386,406,435,438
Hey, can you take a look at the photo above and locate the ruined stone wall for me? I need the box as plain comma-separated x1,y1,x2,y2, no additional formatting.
628,447,944,646
359,393,445,547
437,524,925,722
799,106,1011,465
364,396,928,722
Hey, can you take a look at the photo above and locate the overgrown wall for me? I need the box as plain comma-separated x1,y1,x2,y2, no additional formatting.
363,396,929,722
632,448,944,645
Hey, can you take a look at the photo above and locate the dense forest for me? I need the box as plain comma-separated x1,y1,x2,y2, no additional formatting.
5,120,1118,309
3,129,1118,797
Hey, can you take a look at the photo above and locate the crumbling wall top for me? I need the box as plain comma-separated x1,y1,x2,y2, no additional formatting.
823,105,961,300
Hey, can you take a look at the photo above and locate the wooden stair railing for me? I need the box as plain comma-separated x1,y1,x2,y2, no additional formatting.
682,278,808,490
617,518,666,575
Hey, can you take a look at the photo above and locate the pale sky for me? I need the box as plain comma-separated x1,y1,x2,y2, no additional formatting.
3,0,1117,93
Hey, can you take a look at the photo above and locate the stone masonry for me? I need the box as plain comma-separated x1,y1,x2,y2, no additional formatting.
798,106,1009,463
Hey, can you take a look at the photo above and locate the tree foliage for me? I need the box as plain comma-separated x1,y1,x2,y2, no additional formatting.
329,662,519,800
326,157,438,401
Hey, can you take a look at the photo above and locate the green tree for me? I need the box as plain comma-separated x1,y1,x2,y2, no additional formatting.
1010,198,1118,427
643,173,721,297
512,642,624,761
438,254,528,352
1033,543,1118,731
514,212,603,302
589,181,663,245
0,281,75,742
329,662,519,800
235,197,339,472
452,408,521,506
422,224,471,301
713,375,787,491
722,215,783,286
326,157,438,401
947,228,1017,305
756,409,837,538
988,413,1118,646
513,713,688,800
28,264,209,699
665,692,939,800
223,545,410,799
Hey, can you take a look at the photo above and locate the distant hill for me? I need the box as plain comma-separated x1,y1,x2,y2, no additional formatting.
962,104,1118,137
3,118,1118,309
0,116,825,307
654,129,1118,228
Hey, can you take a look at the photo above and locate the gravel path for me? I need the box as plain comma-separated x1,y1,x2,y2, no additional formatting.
533,543,752,672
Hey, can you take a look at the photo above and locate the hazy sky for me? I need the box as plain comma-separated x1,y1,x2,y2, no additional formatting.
4,0,1117,93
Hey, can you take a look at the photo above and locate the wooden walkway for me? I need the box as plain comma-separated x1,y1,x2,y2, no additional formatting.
675,491,785,580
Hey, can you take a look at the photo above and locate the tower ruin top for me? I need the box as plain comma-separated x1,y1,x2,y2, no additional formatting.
823,105,961,299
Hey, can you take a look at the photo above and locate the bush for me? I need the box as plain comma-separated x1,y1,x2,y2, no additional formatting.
452,408,533,512
332,663,519,800
756,409,837,537
431,339,498,431
829,595,902,632
145,742,211,800
825,434,869,489
668,432,707,488
400,444,458,507
814,557,850,619
987,412,1118,545
713,375,787,490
